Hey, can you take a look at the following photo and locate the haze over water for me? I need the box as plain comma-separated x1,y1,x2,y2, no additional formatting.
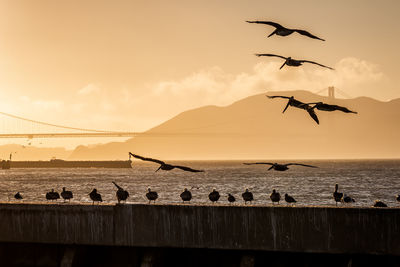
1,160,399,207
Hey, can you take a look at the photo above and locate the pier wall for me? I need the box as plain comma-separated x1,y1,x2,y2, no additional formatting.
0,203,399,256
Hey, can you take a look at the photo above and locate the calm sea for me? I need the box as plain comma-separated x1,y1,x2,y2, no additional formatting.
0,160,399,207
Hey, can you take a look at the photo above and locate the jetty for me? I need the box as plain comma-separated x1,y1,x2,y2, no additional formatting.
0,203,398,266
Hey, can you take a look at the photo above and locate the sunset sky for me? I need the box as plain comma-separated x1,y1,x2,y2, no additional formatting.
0,0,399,148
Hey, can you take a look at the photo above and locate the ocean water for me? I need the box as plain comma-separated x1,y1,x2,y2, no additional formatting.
0,160,399,207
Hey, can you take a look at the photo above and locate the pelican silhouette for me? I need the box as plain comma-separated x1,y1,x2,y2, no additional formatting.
246,20,325,41
146,188,158,204
333,184,343,206
255,54,333,70
61,187,73,202
307,102,358,114
227,194,236,204
243,162,317,171
112,182,129,204
129,153,204,172
89,189,102,205
14,192,23,200
209,189,220,203
180,188,192,203
342,194,355,203
373,200,387,208
270,189,281,204
284,193,297,205
46,189,60,201
266,95,320,124
242,189,254,204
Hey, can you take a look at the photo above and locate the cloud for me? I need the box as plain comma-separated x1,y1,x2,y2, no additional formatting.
77,83,101,95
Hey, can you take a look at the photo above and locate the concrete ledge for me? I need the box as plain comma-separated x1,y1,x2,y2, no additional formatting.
0,203,399,255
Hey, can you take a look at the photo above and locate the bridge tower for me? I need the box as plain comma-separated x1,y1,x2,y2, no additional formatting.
328,86,335,99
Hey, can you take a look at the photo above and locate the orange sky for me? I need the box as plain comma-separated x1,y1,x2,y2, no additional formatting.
0,0,399,148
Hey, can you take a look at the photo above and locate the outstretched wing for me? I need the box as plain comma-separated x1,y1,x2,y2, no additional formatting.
293,29,325,41
286,163,318,168
246,21,283,29
307,108,320,124
174,165,204,173
255,53,287,60
300,60,334,70
129,153,165,164
331,105,358,114
266,95,290,99
243,162,274,165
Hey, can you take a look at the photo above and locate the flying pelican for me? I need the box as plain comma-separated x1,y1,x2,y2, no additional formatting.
209,189,220,203
373,200,387,208
61,187,73,202
246,20,325,41
112,182,129,204
266,95,320,124
333,184,343,206
270,189,281,204
14,192,23,200
307,102,358,114
255,54,334,70
242,189,254,204
146,188,158,204
284,193,297,205
227,194,236,204
243,162,317,171
89,189,102,205
129,153,204,173
180,188,192,203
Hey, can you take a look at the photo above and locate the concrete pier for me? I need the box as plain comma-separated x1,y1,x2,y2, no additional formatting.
0,203,399,266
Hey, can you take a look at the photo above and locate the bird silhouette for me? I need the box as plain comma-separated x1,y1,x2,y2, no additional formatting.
242,189,254,204
112,182,129,204
146,188,158,204
180,188,192,203
270,189,281,204
333,184,343,206
46,189,60,201
89,189,102,205
255,54,333,70
373,200,387,208
61,187,73,202
243,162,317,171
266,95,320,124
307,102,358,114
246,20,325,41
209,189,220,203
129,153,204,172
284,193,297,205
14,192,23,200
227,194,236,204
396,194,400,202
342,194,355,203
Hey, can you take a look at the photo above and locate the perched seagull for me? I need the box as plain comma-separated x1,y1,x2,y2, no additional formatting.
227,194,236,204
129,153,204,173
284,193,297,205
61,187,73,202
243,162,317,171
112,182,129,204
89,189,102,204
146,188,158,204
242,189,254,204
180,188,192,203
255,54,334,70
333,184,343,206
209,189,220,203
246,20,325,41
373,200,387,208
307,102,358,114
266,95,320,124
270,189,281,204
14,192,23,200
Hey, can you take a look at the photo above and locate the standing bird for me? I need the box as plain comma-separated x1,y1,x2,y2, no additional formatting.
255,54,333,70
242,189,254,204
46,189,60,201
61,187,73,202
270,189,281,204
307,102,358,114
129,153,204,173
246,20,325,41
373,200,388,208
284,193,297,205
180,188,192,203
342,194,355,204
243,162,317,171
209,189,220,203
396,194,400,202
333,184,343,206
112,182,129,204
227,194,236,204
89,189,102,205
14,192,23,200
146,188,158,204
266,95,320,124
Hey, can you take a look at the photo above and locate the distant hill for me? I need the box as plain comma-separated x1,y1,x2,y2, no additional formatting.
69,90,400,160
